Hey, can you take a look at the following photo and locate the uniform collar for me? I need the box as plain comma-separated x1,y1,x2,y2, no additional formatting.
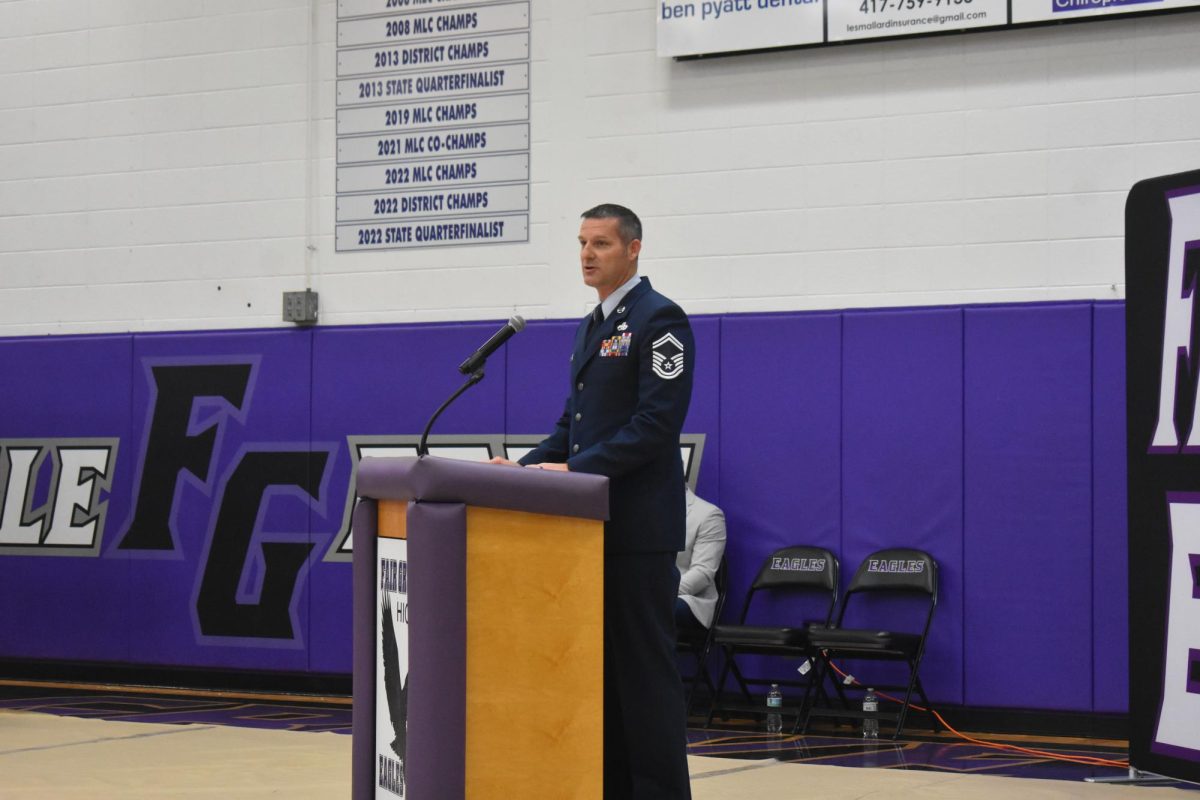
597,274,641,320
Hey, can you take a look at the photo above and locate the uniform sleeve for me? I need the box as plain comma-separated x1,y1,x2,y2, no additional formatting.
678,504,725,598
566,302,694,478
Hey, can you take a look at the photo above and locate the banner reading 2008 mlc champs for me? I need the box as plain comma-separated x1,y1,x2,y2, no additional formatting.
657,0,1200,57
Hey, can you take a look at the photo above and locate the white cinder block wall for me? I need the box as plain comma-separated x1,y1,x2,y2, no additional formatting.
1,0,1198,335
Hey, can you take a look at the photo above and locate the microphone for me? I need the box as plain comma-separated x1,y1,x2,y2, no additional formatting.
458,315,525,374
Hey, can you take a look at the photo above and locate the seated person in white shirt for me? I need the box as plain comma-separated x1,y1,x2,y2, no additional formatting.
676,485,727,634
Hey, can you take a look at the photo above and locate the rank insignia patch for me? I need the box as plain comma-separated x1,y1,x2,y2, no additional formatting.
600,332,632,358
652,332,684,380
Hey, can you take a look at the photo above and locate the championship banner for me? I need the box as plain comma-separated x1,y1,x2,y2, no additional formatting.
1126,168,1200,784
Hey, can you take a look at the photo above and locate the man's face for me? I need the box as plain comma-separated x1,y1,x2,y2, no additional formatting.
579,217,640,300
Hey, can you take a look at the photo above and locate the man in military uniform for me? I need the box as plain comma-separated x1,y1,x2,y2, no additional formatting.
494,204,694,799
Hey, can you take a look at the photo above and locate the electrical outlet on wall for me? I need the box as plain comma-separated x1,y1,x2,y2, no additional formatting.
282,290,318,325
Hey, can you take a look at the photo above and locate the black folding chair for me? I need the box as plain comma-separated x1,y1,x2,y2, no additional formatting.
705,545,838,729
803,547,939,739
677,557,729,712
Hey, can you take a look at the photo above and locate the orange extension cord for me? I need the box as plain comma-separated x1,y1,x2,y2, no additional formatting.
825,660,1130,769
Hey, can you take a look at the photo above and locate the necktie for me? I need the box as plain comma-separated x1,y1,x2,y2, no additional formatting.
587,305,604,337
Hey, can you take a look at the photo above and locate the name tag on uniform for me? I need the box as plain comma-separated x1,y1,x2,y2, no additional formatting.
600,332,632,358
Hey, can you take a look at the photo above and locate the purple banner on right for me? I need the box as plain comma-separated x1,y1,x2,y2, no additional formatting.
1125,168,1200,784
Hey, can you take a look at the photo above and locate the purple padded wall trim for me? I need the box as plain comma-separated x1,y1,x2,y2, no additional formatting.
718,314,843,642
308,323,509,674
0,301,1134,715
964,305,1094,711
312,322,508,439
357,455,610,522
123,329,316,673
0,334,134,664
351,500,377,800
406,501,467,800
1093,304,1129,713
842,308,965,705
505,320,578,434
687,317,722,503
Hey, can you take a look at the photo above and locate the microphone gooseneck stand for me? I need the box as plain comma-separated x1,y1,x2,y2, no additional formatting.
417,368,485,457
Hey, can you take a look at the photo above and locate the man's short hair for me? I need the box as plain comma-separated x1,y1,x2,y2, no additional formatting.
581,203,642,245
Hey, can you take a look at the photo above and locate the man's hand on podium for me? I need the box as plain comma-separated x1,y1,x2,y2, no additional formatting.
486,457,569,471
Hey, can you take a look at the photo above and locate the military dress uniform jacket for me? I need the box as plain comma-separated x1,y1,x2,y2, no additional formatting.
520,278,695,554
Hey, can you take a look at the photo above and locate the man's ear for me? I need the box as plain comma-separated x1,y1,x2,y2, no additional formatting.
628,238,642,260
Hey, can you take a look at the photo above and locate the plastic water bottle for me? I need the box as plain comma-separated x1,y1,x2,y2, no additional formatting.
862,688,879,739
766,684,783,734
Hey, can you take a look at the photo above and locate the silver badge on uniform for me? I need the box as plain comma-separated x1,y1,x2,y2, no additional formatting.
651,333,685,380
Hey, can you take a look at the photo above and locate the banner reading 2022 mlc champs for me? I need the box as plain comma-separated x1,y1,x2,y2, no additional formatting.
336,0,531,251
658,0,1200,57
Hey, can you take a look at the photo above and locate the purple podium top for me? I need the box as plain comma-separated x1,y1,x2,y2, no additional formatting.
357,455,610,521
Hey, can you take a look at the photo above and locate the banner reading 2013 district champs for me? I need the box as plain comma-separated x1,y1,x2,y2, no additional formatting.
376,540,410,798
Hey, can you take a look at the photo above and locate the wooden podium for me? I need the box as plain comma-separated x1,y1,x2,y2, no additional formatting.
352,456,609,799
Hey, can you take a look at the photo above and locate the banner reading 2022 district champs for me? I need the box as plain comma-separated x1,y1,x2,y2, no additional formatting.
377,540,410,799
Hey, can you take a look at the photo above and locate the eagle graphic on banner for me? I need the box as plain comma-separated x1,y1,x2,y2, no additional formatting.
381,594,409,761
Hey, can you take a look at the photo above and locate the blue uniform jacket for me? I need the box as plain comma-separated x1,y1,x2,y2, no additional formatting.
520,278,695,553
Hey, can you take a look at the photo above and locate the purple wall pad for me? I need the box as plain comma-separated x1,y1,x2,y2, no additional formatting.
357,455,609,521
719,313,843,679
405,501,467,800
351,499,377,800
686,317,723,503
0,334,134,664
1092,303,1129,713
506,320,579,435
964,304,1094,710
0,302,1133,716
841,308,965,705
308,322,509,674
121,329,319,673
